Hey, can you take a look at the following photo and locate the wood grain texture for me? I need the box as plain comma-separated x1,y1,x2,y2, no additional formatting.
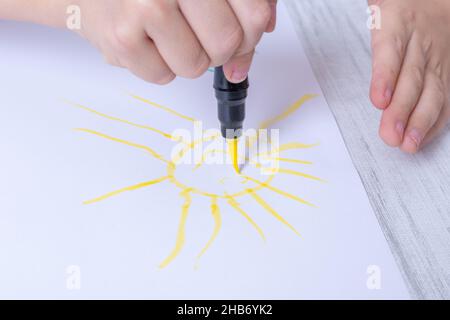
284,0,450,299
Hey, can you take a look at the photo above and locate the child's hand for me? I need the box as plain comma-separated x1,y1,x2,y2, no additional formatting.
77,0,276,84
369,0,450,153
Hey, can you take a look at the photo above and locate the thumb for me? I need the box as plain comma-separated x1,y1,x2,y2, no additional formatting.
223,50,255,83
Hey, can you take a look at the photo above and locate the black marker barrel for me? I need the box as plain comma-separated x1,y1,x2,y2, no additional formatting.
214,66,249,139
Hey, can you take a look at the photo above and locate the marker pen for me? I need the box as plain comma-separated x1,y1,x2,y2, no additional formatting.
213,66,249,173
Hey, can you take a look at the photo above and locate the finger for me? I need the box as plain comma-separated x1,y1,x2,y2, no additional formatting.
370,13,410,110
225,0,271,82
119,38,175,85
265,0,278,32
143,1,210,78
223,50,254,83
108,18,175,84
401,72,446,153
227,0,271,52
379,36,426,147
422,105,450,147
178,0,243,67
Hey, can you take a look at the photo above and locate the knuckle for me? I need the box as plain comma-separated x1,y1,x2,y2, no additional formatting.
402,8,417,26
250,2,272,31
421,36,434,56
209,25,243,65
407,65,424,90
372,34,406,71
427,58,443,77
110,25,137,53
137,0,172,23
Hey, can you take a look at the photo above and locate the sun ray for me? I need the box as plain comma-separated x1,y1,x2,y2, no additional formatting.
130,94,197,122
274,158,313,165
69,101,173,140
228,139,240,174
248,190,301,237
196,197,222,262
159,189,193,269
258,94,319,130
226,195,266,242
243,175,316,208
251,142,318,162
84,176,170,205
254,164,325,182
275,142,319,153
75,128,169,164
247,94,319,150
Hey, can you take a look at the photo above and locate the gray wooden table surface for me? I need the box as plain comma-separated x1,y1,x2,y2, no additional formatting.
284,0,449,299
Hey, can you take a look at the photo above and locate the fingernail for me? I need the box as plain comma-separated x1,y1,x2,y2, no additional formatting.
404,128,423,151
231,70,248,83
409,129,423,146
395,121,405,138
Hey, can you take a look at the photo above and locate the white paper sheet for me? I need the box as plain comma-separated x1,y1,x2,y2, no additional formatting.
0,3,409,299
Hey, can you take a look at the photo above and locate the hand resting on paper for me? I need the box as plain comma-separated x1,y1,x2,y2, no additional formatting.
368,0,450,153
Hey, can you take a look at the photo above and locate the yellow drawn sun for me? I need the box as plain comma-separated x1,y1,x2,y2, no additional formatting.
70,93,323,268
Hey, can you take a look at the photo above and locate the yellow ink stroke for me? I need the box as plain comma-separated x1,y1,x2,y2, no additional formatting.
69,102,173,140
246,94,318,151
75,128,169,164
196,197,222,261
259,94,318,130
254,164,325,182
159,189,193,269
226,195,266,242
228,138,240,174
243,175,317,208
275,158,313,165
251,142,318,163
248,190,301,237
130,94,197,123
74,93,322,268
84,176,170,205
